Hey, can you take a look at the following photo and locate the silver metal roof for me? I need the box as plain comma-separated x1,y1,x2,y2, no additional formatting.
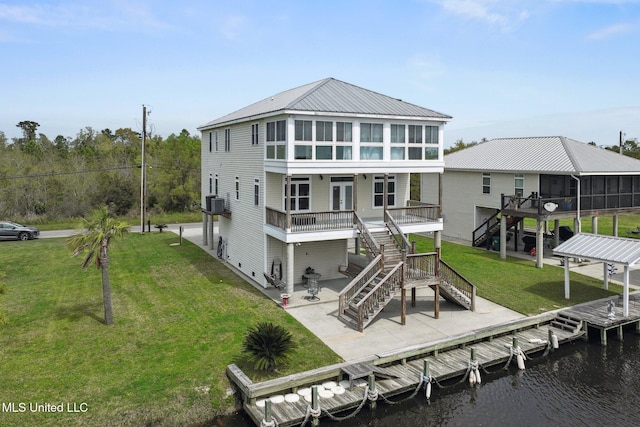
444,136,640,175
199,78,452,129
553,233,640,266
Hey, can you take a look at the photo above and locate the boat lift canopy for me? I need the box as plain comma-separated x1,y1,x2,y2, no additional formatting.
553,233,640,316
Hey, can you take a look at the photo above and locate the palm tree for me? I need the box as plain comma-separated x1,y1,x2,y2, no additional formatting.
68,206,130,325
243,322,296,372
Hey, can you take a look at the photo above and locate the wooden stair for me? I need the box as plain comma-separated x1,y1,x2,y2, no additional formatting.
338,268,401,330
436,281,472,310
370,231,403,267
551,312,583,333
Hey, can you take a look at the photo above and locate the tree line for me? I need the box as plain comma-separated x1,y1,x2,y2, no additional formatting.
0,121,201,221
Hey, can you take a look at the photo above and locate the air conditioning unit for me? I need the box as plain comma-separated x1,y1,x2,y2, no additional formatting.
205,195,225,213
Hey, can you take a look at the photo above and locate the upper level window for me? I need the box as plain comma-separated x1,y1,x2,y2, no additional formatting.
360,123,383,142
235,176,240,200
224,129,231,152
391,124,405,143
316,121,333,141
251,123,259,145
208,132,212,152
408,125,423,144
336,122,352,142
295,120,312,141
425,126,439,144
515,173,524,196
266,120,286,159
214,131,219,151
266,120,286,142
482,172,491,194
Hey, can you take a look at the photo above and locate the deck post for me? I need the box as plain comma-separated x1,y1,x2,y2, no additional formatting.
368,374,377,410
208,215,214,251
264,399,272,425
564,257,570,299
202,212,208,246
535,219,544,268
401,287,406,326
623,265,630,317
311,385,319,426
500,214,506,260
434,283,440,319
603,263,609,290
612,214,619,237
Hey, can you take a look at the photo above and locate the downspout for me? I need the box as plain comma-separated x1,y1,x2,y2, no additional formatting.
571,175,581,233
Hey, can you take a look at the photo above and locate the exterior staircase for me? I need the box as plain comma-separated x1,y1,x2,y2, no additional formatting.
551,312,583,333
338,212,477,331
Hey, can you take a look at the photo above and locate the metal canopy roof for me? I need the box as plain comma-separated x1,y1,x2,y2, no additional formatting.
444,136,640,175
199,78,452,129
553,233,640,266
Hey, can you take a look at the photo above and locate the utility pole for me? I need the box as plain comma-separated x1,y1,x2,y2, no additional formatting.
140,105,147,234
620,130,624,155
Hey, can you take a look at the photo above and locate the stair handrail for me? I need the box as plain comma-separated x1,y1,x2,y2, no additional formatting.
384,210,412,254
438,259,476,311
338,255,383,316
354,262,404,331
354,211,380,257
472,192,537,245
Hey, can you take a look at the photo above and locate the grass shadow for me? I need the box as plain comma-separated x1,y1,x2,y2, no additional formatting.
55,302,104,324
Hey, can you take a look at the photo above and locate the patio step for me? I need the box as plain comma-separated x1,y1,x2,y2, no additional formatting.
551,312,582,333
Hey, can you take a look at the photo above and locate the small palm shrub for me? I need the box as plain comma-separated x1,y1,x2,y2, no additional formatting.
243,322,296,372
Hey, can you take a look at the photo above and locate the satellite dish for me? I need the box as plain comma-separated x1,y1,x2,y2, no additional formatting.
544,202,558,212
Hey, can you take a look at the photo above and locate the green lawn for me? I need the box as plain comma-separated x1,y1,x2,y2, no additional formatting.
0,234,340,427
0,230,627,426
412,235,624,315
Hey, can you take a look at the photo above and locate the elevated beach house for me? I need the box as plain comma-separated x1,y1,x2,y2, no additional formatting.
422,136,640,268
198,78,475,330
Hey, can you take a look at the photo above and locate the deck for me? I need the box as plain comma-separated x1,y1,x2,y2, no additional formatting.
561,294,640,345
228,314,584,427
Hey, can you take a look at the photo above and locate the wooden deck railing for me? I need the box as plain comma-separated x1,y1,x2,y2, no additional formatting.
384,210,412,253
265,207,354,232
354,262,404,331
338,255,383,317
405,252,437,280
387,202,440,225
354,212,380,257
439,259,476,311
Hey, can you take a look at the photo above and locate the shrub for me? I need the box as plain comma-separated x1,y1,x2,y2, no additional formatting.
242,322,296,372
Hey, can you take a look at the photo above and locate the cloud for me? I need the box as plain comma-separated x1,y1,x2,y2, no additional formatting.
219,15,248,41
587,22,634,40
0,1,170,33
435,0,532,29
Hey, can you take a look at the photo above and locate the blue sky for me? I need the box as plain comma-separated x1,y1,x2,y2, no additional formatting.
1,0,639,147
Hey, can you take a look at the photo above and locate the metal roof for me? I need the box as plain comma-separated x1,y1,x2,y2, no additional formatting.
444,136,640,175
199,78,452,129
553,233,640,266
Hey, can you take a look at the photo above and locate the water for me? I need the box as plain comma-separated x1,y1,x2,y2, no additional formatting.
213,330,640,427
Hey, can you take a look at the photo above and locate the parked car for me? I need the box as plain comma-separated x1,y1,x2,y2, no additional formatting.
0,221,40,240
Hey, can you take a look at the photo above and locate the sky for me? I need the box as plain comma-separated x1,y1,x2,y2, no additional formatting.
1,0,639,148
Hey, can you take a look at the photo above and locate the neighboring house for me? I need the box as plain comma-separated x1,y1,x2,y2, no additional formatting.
198,78,475,330
422,136,640,267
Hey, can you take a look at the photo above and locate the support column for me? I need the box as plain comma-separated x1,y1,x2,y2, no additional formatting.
202,212,208,246
612,215,619,237
353,174,358,212
564,256,570,299
500,214,507,260
285,175,292,230
286,243,295,297
553,219,560,247
623,265,630,317
209,215,214,251
592,216,598,235
536,219,544,268
603,262,609,290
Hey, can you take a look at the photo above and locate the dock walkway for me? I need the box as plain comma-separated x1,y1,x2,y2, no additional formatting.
228,314,584,427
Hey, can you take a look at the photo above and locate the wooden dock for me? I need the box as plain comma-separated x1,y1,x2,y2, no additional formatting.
560,294,640,345
227,313,585,427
